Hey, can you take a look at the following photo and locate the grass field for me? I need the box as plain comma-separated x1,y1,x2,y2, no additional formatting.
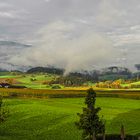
15,74,58,89
122,80,140,87
0,75,17,78
0,73,59,89
17,74,56,83
0,97,140,140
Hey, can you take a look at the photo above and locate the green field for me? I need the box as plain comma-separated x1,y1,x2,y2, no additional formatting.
17,74,56,83
0,97,140,140
0,73,60,89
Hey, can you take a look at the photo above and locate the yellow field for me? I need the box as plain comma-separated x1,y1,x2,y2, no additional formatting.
0,87,140,99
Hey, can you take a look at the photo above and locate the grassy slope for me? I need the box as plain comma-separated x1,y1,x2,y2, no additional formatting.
16,74,60,89
0,75,17,78
129,81,140,85
17,75,55,83
122,80,140,87
0,72,12,76
0,98,140,140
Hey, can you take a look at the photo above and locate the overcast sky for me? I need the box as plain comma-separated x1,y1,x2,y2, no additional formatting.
0,0,140,71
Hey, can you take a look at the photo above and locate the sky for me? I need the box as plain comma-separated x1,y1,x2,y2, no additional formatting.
0,0,140,72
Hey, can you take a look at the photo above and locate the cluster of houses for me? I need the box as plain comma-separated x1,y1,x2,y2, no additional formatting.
0,83,11,88
0,83,26,89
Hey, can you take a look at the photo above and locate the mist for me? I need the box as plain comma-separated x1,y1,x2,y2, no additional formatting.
9,21,119,74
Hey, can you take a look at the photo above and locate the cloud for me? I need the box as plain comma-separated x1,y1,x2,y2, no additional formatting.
130,25,140,31
0,2,18,19
44,0,51,2
108,24,140,47
95,0,127,28
0,2,12,8
0,0,140,71
0,11,17,18
9,21,118,73
0,1,28,20
0,40,29,71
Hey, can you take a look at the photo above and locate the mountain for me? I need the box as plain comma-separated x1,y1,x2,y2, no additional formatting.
0,68,8,72
0,40,32,48
135,64,140,71
27,67,64,75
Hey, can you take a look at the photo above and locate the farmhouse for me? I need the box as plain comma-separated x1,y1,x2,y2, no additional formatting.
0,83,27,89
0,83,11,88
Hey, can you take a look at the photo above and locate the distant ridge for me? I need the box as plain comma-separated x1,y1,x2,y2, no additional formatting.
0,40,32,48
0,68,8,72
27,67,64,75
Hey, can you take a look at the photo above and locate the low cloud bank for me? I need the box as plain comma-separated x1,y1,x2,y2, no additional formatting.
9,21,118,74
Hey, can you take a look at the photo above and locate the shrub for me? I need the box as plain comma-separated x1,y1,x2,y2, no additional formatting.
51,85,61,89
0,96,9,123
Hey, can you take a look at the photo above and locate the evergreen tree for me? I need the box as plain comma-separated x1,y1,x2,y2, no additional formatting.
76,88,105,140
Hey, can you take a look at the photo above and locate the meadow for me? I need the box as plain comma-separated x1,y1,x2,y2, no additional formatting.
0,73,58,89
0,97,140,140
